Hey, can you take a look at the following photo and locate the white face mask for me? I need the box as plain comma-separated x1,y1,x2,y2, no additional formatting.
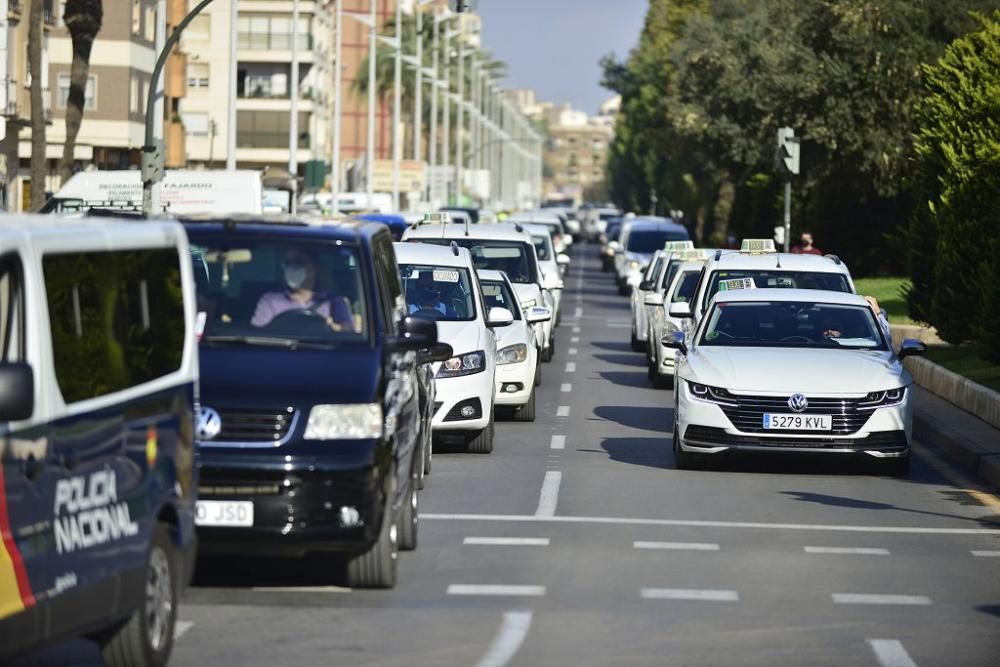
284,263,308,290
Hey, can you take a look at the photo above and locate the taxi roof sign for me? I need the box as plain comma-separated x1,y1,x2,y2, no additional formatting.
420,212,452,225
740,239,776,254
664,240,695,252
676,248,713,261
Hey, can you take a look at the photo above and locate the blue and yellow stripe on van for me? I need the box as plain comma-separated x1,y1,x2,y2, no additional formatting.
0,464,35,621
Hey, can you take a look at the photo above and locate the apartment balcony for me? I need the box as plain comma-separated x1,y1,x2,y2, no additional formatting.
237,32,316,64
166,119,186,168
1,77,18,118
165,51,188,99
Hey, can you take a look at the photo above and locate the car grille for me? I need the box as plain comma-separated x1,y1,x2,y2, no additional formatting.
214,407,297,443
683,426,907,451
718,395,871,435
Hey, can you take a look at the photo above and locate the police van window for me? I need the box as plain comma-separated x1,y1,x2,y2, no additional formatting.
44,249,185,404
0,256,26,362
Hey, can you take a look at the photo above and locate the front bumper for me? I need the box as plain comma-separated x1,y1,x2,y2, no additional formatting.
495,358,535,406
196,448,387,556
432,370,493,431
676,383,913,457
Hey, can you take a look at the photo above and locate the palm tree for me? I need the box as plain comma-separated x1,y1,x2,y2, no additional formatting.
59,0,103,185
27,0,46,210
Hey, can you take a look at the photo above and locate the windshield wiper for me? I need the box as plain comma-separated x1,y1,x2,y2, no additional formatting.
200,335,336,350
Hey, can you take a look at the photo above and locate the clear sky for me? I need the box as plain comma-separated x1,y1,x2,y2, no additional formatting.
477,0,648,114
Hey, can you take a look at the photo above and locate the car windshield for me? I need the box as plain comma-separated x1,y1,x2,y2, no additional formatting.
701,270,852,313
606,223,623,241
399,264,476,322
190,240,367,346
480,280,521,320
661,258,683,291
670,270,700,303
644,256,665,282
532,235,552,261
422,239,538,284
626,230,689,253
701,301,886,350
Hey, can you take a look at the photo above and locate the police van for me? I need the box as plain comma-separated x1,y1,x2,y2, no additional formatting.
0,216,199,665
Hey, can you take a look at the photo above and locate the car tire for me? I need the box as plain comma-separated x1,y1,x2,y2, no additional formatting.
346,489,398,589
423,427,433,476
533,355,542,387
673,425,700,470
99,523,179,667
542,341,554,363
631,330,642,352
399,476,418,551
885,452,911,477
618,282,628,296
513,389,536,422
467,413,495,454
653,371,674,390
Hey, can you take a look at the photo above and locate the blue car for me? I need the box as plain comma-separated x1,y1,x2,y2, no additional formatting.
353,213,410,241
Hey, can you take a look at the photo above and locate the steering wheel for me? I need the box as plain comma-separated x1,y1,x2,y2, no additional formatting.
780,335,813,343
415,307,443,320
268,308,326,325
264,308,334,335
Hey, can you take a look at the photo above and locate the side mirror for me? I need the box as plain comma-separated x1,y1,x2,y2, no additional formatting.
557,254,571,266
525,306,552,324
0,363,34,422
487,307,514,328
660,331,688,356
643,292,664,307
390,315,438,351
668,302,693,319
608,241,621,252
638,280,654,292
897,338,927,360
417,341,454,365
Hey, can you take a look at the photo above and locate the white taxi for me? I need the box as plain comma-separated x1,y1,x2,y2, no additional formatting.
665,288,926,474
478,270,552,421
522,223,569,325
394,242,510,454
647,258,707,388
631,242,698,351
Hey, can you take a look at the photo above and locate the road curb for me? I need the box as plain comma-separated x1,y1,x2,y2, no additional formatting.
905,356,1000,430
914,410,1000,493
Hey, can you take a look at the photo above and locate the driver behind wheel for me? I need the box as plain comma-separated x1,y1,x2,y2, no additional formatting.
252,248,354,330
407,271,458,318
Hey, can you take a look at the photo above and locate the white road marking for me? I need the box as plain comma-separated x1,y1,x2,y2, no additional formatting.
571,336,580,343
634,541,719,551
971,550,1000,557
568,347,578,355
448,585,546,596
572,326,581,333
565,362,577,373
464,537,550,546
252,586,351,593
475,610,534,667
832,594,931,605
641,588,739,602
556,406,571,417
550,435,566,450
419,513,1000,535
607,323,631,328
561,383,572,393
535,471,562,518
867,639,919,667
804,546,890,555
174,621,194,640
573,307,582,318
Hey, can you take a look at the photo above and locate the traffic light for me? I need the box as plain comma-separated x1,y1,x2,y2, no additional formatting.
776,127,800,176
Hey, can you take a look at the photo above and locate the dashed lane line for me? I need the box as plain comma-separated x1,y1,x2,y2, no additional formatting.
464,537,550,546
561,383,572,393
448,585,547,597
634,541,719,551
419,513,1000,536
556,406,571,417
832,594,931,605
252,586,352,593
565,362,576,373
867,639,919,667
568,348,579,356
641,588,739,602
535,472,562,518
804,546,890,555
571,336,580,343
475,611,534,667
550,435,566,450
971,550,1000,557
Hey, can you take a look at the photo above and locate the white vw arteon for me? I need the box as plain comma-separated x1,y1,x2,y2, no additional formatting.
665,288,926,474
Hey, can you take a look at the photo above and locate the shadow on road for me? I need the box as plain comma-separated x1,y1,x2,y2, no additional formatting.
582,298,629,311
593,405,670,431
779,490,1000,527
193,553,349,589
593,353,647,368
590,340,633,352
600,436,671,470
599,370,652,389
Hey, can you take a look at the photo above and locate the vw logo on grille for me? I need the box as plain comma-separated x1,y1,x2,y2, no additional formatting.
787,393,809,413
196,406,222,440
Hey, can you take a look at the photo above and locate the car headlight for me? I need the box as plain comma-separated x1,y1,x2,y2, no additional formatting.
437,350,487,378
304,403,383,440
629,261,640,269
859,387,907,409
687,382,737,406
497,343,528,365
520,298,537,309
603,248,614,257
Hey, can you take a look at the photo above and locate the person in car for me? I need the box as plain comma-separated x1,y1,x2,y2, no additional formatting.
252,248,353,330
408,272,459,318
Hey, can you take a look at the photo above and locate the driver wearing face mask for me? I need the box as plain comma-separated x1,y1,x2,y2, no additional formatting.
251,249,354,330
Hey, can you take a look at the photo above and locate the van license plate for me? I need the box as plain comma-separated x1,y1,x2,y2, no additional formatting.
762,414,832,431
195,500,254,527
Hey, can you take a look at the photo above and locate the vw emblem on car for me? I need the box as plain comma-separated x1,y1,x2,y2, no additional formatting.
787,393,809,413
197,406,222,440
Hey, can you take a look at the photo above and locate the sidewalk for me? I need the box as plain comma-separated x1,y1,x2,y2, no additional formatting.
914,386,1000,491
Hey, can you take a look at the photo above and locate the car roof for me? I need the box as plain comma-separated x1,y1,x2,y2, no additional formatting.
508,211,562,224
708,251,850,273
520,223,556,238
405,222,532,242
179,213,382,242
392,241,473,268
624,217,685,232
712,288,869,306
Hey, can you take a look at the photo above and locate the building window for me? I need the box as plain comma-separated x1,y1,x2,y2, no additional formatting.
132,0,141,34
183,112,210,137
129,76,146,114
144,6,156,42
237,15,312,50
187,63,209,88
56,74,97,110
187,15,211,41
237,110,309,149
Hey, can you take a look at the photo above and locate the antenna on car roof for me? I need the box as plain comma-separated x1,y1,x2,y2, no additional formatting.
776,254,782,268
824,253,842,265
514,223,523,233
450,240,460,256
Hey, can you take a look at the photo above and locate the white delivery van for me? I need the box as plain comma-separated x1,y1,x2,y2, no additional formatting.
40,170,264,215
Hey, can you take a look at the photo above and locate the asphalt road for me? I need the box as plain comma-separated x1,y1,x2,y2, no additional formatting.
16,245,1000,667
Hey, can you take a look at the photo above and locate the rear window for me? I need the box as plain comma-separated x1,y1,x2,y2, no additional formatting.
701,270,852,313
422,239,538,284
626,230,690,254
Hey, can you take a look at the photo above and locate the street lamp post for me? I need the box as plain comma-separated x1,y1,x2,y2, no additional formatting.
288,0,299,214
391,0,401,211
442,27,453,205
331,0,342,211
367,0,376,207
454,39,464,204
226,0,237,170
